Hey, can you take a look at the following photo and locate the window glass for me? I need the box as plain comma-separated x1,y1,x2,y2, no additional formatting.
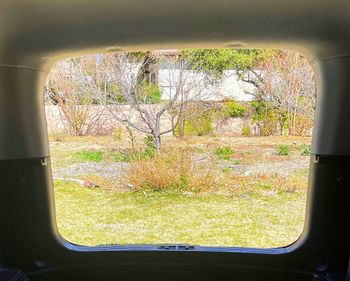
47,49,315,247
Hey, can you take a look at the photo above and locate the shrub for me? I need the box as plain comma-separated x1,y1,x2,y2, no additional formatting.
143,135,155,150
115,93,127,103
215,146,234,160
277,145,290,156
175,112,214,137
141,135,156,157
241,125,252,136
74,150,103,162
223,100,247,117
126,151,218,192
300,144,311,156
290,114,313,136
251,100,279,136
108,84,127,103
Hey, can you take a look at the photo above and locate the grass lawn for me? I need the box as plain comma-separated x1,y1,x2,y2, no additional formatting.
51,135,310,248
54,180,306,248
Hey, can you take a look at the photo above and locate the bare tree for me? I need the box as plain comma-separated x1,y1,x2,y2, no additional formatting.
47,51,223,148
45,58,106,136
89,52,221,152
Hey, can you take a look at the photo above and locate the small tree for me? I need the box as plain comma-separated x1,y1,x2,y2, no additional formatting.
75,52,221,152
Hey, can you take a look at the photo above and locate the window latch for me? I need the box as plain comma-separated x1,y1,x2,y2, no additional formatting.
158,245,195,250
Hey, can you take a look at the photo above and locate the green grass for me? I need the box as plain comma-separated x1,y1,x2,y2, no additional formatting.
74,150,103,162
300,144,311,156
222,167,231,173
277,144,290,156
63,149,155,164
54,181,306,248
215,146,234,160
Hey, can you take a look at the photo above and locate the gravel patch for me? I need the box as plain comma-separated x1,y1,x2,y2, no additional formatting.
242,156,309,176
53,162,129,181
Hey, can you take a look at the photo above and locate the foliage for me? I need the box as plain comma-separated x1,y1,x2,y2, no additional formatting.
181,49,316,138
109,135,157,162
181,48,275,79
241,125,252,136
74,150,103,162
73,148,155,163
142,135,156,158
215,146,234,160
115,93,127,103
47,48,315,139
277,145,290,156
175,110,215,137
223,99,247,117
243,50,316,135
300,144,311,156
251,100,279,136
291,114,313,136
138,82,162,104
108,84,127,103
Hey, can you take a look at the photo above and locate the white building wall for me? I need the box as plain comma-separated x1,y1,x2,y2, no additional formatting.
158,69,255,102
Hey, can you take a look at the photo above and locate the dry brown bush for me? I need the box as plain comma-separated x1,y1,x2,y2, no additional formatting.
126,150,221,193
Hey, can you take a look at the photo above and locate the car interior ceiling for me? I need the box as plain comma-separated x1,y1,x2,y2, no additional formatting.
0,0,349,280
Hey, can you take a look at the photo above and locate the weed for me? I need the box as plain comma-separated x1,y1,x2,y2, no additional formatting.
215,146,234,160
277,144,290,156
232,159,242,165
259,182,274,190
143,135,156,159
300,144,311,156
126,126,137,153
222,167,231,173
242,125,252,136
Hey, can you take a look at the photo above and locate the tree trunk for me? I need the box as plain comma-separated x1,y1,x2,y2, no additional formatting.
154,135,161,154
179,120,185,139
137,51,158,85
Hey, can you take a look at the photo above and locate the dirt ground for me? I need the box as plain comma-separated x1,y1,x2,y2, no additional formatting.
50,135,311,190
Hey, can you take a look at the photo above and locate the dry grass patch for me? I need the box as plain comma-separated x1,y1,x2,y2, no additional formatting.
126,151,221,193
